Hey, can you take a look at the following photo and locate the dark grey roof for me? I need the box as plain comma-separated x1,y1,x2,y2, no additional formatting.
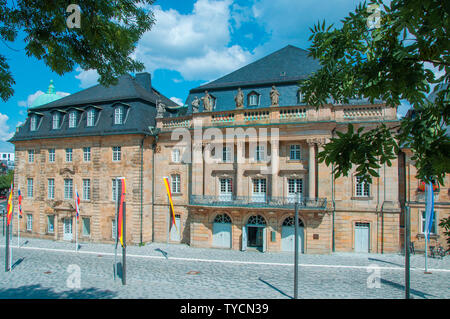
30,74,177,110
191,45,321,92
10,73,177,142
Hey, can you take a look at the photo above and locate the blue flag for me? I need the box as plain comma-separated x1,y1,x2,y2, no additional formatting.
424,181,434,240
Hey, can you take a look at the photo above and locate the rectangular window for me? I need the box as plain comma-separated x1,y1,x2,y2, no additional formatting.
355,176,370,197
48,178,55,199
69,111,77,128
288,178,303,201
27,178,33,198
421,211,436,234
87,110,95,127
114,107,123,125
222,146,232,162
289,145,301,160
112,219,116,239
219,178,232,201
47,215,55,233
27,214,33,231
112,179,118,201
172,149,180,163
52,113,60,129
28,150,34,163
252,178,266,202
48,149,55,163
112,146,121,161
66,148,73,162
255,145,265,161
64,179,73,200
249,94,258,106
82,218,91,237
171,174,181,193
83,179,91,201
30,116,37,131
83,147,91,162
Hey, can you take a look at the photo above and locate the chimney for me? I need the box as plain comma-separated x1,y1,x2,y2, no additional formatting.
135,72,152,92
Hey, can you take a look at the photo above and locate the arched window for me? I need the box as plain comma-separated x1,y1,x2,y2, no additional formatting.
282,216,304,227
214,214,231,224
247,215,266,226
114,106,124,124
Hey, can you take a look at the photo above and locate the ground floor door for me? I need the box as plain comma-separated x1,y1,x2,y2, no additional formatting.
281,225,304,253
63,218,73,241
354,222,370,252
169,215,181,242
247,226,266,252
212,222,232,248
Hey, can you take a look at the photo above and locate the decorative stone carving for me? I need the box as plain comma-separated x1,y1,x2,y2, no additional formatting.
201,91,212,111
234,88,244,108
156,101,165,118
270,85,280,106
191,96,200,113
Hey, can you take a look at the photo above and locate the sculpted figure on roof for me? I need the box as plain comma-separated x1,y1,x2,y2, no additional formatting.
234,88,244,108
270,85,280,106
201,91,212,111
191,96,200,113
156,101,165,118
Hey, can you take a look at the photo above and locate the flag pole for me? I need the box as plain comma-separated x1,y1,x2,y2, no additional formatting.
17,205,19,248
114,177,119,281
9,197,14,272
75,188,78,252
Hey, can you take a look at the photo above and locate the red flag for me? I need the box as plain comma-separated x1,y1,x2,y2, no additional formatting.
117,179,126,247
18,189,23,217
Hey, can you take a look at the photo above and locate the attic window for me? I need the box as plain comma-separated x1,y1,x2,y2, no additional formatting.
69,111,77,128
297,90,304,104
87,109,96,127
30,115,38,131
280,71,286,77
114,106,124,125
52,113,61,129
248,91,260,106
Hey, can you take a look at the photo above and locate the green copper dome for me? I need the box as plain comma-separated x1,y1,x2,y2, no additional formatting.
31,80,63,108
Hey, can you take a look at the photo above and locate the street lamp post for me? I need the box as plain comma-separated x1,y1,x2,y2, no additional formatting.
294,192,299,299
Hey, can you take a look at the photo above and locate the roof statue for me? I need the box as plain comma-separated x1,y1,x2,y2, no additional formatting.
270,85,280,106
201,91,212,111
234,88,244,108
191,96,200,113
156,101,165,118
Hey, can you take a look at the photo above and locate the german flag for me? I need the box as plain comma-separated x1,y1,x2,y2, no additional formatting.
117,178,126,247
163,177,178,233
6,183,13,226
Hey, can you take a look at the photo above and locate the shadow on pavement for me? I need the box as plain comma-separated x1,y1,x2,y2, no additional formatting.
155,248,168,259
368,258,403,267
380,278,436,299
258,277,293,299
11,257,25,270
0,284,117,299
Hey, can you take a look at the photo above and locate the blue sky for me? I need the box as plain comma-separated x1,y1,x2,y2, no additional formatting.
0,0,412,152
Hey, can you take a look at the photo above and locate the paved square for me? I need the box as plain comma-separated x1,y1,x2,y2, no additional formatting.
0,233,449,299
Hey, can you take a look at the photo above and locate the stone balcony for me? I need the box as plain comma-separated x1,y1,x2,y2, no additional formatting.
157,104,396,132
189,194,327,210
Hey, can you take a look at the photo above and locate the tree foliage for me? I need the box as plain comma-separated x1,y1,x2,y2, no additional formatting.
439,216,450,247
300,0,449,185
0,170,14,193
0,0,155,101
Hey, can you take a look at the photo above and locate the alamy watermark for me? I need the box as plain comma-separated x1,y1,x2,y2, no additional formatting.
366,264,381,289
66,264,81,289
367,4,381,29
66,4,81,29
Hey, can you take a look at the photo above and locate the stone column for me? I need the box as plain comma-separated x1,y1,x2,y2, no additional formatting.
271,140,279,198
307,140,316,200
192,142,203,196
236,140,245,197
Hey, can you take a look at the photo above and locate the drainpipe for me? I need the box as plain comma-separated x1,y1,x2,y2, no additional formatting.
331,127,336,252
140,136,144,245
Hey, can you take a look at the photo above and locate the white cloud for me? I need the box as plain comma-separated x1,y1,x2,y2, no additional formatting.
134,0,254,82
170,97,183,106
17,90,70,108
0,113,14,142
75,67,99,88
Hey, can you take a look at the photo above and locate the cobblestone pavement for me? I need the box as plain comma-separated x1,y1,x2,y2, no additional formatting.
0,236,448,299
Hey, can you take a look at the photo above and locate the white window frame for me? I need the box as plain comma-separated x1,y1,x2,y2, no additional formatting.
219,178,232,201
112,146,121,162
87,109,95,127
287,178,303,201
30,116,37,131
48,149,55,163
420,210,437,235
255,145,265,161
222,146,232,162
48,178,55,200
114,107,124,125
28,149,34,163
289,144,301,161
252,178,266,202
52,113,60,129
171,174,181,194
27,214,33,231
83,147,91,162
68,111,77,128
64,179,73,200
66,148,73,162
83,179,91,201
355,176,370,197
172,149,180,163
248,93,259,106
27,178,33,198
82,217,91,237
112,219,117,239
112,179,118,201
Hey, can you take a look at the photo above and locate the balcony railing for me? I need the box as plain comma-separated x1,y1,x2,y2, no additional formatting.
189,195,327,210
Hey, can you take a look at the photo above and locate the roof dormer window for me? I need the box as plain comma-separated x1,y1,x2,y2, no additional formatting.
52,113,61,129
68,111,77,128
297,90,304,104
114,106,124,125
30,115,37,131
247,91,260,107
87,109,96,127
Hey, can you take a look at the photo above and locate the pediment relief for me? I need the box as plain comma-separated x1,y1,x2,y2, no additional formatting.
49,200,75,211
60,167,76,176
